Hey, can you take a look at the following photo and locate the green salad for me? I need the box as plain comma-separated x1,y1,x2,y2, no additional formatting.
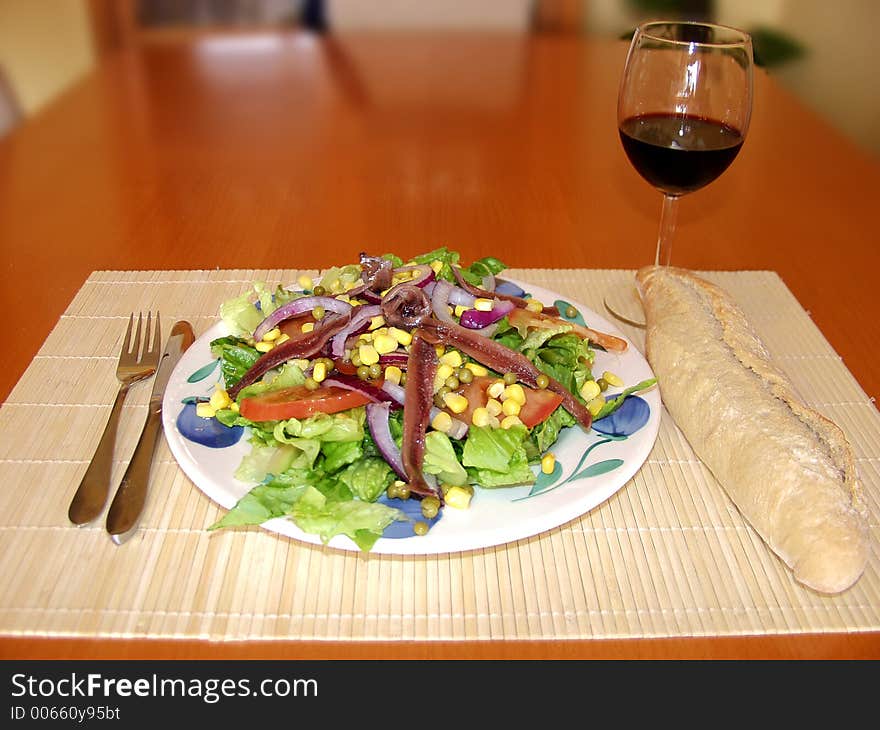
196,247,654,551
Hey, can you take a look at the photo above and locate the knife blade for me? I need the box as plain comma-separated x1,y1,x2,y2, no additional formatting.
106,320,195,544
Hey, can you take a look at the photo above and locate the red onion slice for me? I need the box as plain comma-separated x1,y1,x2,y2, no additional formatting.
254,296,353,341
365,402,406,480
459,299,515,329
329,304,383,358
430,279,457,324
322,374,400,407
380,381,468,440
378,352,409,367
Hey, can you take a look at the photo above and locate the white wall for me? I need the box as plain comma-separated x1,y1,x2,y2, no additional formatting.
0,0,96,116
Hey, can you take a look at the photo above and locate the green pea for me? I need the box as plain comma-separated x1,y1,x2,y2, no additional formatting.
536,374,550,389
312,285,326,296
357,365,371,380
421,496,441,519
304,377,319,391
413,521,430,536
457,367,473,384
597,377,609,392
369,363,383,379
503,371,517,386
445,375,460,390
565,304,578,319
312,305,325,320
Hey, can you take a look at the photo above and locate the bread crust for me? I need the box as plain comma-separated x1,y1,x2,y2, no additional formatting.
636,266,868,594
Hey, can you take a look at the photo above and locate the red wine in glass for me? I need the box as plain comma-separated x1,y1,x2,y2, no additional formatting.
604,21,753,327
619,113,745,196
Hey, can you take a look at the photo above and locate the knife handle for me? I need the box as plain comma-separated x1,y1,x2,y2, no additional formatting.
68,382,130,525
105,405,163,544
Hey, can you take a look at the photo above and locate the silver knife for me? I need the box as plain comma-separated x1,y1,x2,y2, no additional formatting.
106,320,195,544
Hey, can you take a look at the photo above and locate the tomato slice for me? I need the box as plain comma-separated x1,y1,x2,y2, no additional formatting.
239,384,371,421
450,376,563,428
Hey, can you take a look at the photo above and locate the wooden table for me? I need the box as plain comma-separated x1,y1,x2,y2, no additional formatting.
1,30,878,659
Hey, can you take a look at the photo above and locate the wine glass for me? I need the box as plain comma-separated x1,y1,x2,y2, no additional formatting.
604,20,754,327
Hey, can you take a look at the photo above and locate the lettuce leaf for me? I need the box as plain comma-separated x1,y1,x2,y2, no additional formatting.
462,424,535,488
423,431,468,486
412,246,461,282
337,457,395,502
291,485,405,551
218,282,300,336
529,404,577,457
210,337,260,389
235,361,307,401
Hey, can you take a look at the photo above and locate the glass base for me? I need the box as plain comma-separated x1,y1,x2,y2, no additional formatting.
603,284,646,328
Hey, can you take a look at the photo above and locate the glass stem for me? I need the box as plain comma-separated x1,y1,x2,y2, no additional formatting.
655,194,679,267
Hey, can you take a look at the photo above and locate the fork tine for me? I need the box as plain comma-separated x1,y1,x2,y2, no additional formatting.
120,313,135,356
150,312,161,357
131,312,144,358
139,312,152,364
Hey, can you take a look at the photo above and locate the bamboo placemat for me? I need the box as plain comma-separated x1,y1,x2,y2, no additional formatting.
0,269,877,642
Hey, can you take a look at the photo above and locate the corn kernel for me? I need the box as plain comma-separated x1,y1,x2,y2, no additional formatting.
472,407,493,428
503,383,526,405
275,333,290,345
603,370,624,387
335,293,350,302
262,327,281,342
502,398,521,416
384,365,402,385
196,402,216,419
301,322,315,334
526,298,544,312
439,350,463,368
501,415,523,430
431,411,453,433
358,344,379,366
209,388,231,410
312,361,327,383
430,260,443,274
487,380,506,399
587,396,606,417
255,341,273,353
580,380,601,402
541,452,556,475
297,274,313,291
436,363,454,381
293,359,310,371
230,402,239,413
454,305,469,317
388,327,412,346
443,392,469,414
473,298,494,312
485,398,503,417
373,333,398,355
434,344,446,357
369,315,385,330
464,362,488,377
445,486,473,509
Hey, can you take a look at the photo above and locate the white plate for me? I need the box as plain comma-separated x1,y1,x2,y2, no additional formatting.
162,279,660,554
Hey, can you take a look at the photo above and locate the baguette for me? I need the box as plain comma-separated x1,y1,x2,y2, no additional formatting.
636,266,868,594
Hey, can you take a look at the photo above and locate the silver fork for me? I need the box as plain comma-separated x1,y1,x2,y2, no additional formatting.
68,312,161,525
